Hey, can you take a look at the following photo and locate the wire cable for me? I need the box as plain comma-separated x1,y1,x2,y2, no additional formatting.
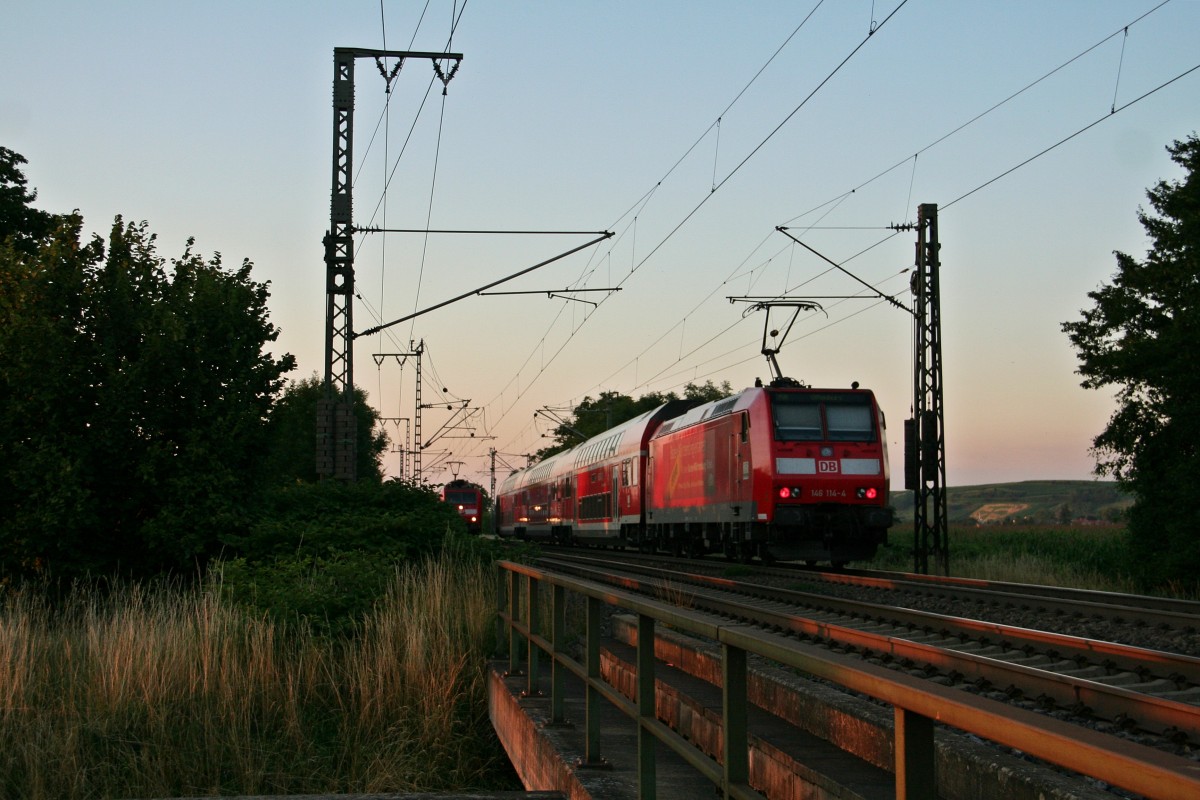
946,60,1200,210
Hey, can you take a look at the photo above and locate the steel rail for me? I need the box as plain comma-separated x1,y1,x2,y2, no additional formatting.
816,566,1200,627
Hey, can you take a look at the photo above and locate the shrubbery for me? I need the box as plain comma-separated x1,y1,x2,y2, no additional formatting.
218,479,466,636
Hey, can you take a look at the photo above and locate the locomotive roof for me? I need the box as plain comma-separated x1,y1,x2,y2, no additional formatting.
652,385,876,439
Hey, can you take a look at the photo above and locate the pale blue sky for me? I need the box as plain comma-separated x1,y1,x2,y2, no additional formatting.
4,1,1198,488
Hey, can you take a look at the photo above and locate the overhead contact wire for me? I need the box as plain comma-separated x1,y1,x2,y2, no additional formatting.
484,0,903,437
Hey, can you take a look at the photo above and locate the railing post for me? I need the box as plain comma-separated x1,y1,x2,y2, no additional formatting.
894,706,936,799
495,564,507,659
525,575,542,697
551,583,567,724
637,613,657,799
722,643,749,799
506,568,523,677
582,594,608,767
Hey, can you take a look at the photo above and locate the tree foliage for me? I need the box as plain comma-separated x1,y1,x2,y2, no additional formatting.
262,375,388,485
0,198,295,579
534,380,732,461
1062,133,1200,586
0,147,60,255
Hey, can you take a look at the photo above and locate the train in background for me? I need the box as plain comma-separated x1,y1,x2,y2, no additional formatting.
442,478,484,534
496,382,894,565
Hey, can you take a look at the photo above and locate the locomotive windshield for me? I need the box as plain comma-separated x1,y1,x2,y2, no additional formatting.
446,490,477,505
770,392,875,442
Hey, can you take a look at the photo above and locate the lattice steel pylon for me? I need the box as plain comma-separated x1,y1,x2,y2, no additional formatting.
317,47,462,480
908,203,949,575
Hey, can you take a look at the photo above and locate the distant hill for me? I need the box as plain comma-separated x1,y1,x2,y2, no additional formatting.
889,480,1131,525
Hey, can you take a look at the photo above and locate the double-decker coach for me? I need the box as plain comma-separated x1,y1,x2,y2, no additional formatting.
497,401,690,544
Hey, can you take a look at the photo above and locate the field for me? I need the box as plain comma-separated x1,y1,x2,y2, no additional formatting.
876,481,1157,592
889,480,1131,525
865,523,1145,592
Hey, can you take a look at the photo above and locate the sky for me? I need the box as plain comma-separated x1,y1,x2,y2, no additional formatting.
3,1,1198,491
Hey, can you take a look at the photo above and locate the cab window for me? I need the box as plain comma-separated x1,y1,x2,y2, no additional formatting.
770,392,875,443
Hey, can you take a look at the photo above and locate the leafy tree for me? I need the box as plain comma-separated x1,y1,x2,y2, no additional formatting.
0,212,295,580
534,380,732,461
683,379,734,403
0,147,60,254
1061,133,1200,587
262,375,388,485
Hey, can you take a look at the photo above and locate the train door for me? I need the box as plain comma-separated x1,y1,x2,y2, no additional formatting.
612,464,620,532
734,412,752,506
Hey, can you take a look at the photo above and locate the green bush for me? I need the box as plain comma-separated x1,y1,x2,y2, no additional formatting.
225,479,461,559
216,479,465,635
217,550,394,637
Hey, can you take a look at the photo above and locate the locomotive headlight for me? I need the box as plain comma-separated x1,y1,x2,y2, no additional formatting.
778,486,801,499
856,487,879,500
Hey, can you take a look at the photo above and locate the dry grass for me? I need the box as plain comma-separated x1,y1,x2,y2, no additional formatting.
0,546,512,799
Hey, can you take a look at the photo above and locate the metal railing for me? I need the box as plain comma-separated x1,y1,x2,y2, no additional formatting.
496,559,1200,800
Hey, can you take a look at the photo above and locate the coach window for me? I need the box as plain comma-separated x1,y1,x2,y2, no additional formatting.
621,458,632,487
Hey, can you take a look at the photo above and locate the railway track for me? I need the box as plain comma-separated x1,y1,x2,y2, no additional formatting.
533,549,1200,752
536,543,1200,654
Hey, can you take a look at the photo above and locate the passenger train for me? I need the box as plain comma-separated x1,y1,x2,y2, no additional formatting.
496,382,894,565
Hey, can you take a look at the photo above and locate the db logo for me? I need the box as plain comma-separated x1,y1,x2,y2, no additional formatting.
818,460,839,474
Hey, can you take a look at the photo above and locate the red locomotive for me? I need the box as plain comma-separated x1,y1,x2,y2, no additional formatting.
442,478,484,534
497,383,893,565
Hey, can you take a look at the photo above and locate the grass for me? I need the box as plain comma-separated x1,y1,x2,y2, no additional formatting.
865,524,1150,593
0,543,517,799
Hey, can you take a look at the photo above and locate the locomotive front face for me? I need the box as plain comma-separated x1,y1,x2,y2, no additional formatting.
764,389,893,560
